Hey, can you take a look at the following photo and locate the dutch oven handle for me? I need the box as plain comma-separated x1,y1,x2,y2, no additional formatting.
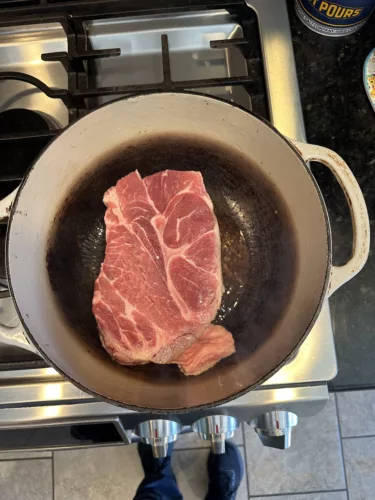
291,140,370,297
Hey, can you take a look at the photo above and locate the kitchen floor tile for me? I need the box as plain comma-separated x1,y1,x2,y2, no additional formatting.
54,444,144,500
0,458,52,500
172,446,247,500
343,436,375,500
175,423,244,449
244,395,346,495
0,450,52,460
336,390,375,437
251,493,347,500
54,443,248,500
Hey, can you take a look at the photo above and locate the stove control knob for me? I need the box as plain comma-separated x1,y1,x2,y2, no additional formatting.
192,415,240,454
134,419,182,458
249,411,298,450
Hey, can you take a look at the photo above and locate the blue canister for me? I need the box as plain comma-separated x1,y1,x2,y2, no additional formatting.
295,0,375,36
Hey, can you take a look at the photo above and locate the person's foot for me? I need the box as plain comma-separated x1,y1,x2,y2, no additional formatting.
205,441,244,500
137,441,174,476
135,442,183,500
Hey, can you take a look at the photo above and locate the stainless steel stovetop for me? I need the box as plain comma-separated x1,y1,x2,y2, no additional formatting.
0,0,337,453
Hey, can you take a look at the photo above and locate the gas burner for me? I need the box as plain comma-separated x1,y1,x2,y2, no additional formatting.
0,108,59,205
0,109,51,134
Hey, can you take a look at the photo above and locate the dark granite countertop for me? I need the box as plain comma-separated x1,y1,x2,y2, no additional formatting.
287,1,375,390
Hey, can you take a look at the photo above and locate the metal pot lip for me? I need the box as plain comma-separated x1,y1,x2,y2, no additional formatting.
5,90,332,413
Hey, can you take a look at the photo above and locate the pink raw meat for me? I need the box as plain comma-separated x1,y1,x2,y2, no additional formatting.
92,169,235,373
174,325,235,376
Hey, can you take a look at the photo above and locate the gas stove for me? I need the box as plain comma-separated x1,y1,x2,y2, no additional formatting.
0,0,337,454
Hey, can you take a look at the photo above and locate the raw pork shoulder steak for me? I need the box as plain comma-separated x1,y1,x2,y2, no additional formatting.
92,169,235,375
176,325,235,376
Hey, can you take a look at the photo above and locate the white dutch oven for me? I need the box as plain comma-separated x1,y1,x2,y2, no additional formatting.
0,93,369,411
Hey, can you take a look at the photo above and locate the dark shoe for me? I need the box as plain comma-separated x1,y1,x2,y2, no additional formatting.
137,441,174,476
205,441,244,500
134,442,183,500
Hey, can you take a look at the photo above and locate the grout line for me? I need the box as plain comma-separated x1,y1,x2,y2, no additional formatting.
52,451,55,500
241,422,251,499
342,434,375,440
251,489,348,498
334,393,349,491
0,456,52,462
335,391,348,440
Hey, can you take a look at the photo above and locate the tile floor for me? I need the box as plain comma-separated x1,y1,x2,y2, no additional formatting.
1,391,374,499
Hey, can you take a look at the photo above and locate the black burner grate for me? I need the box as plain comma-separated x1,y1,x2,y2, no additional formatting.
0,0,268,218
